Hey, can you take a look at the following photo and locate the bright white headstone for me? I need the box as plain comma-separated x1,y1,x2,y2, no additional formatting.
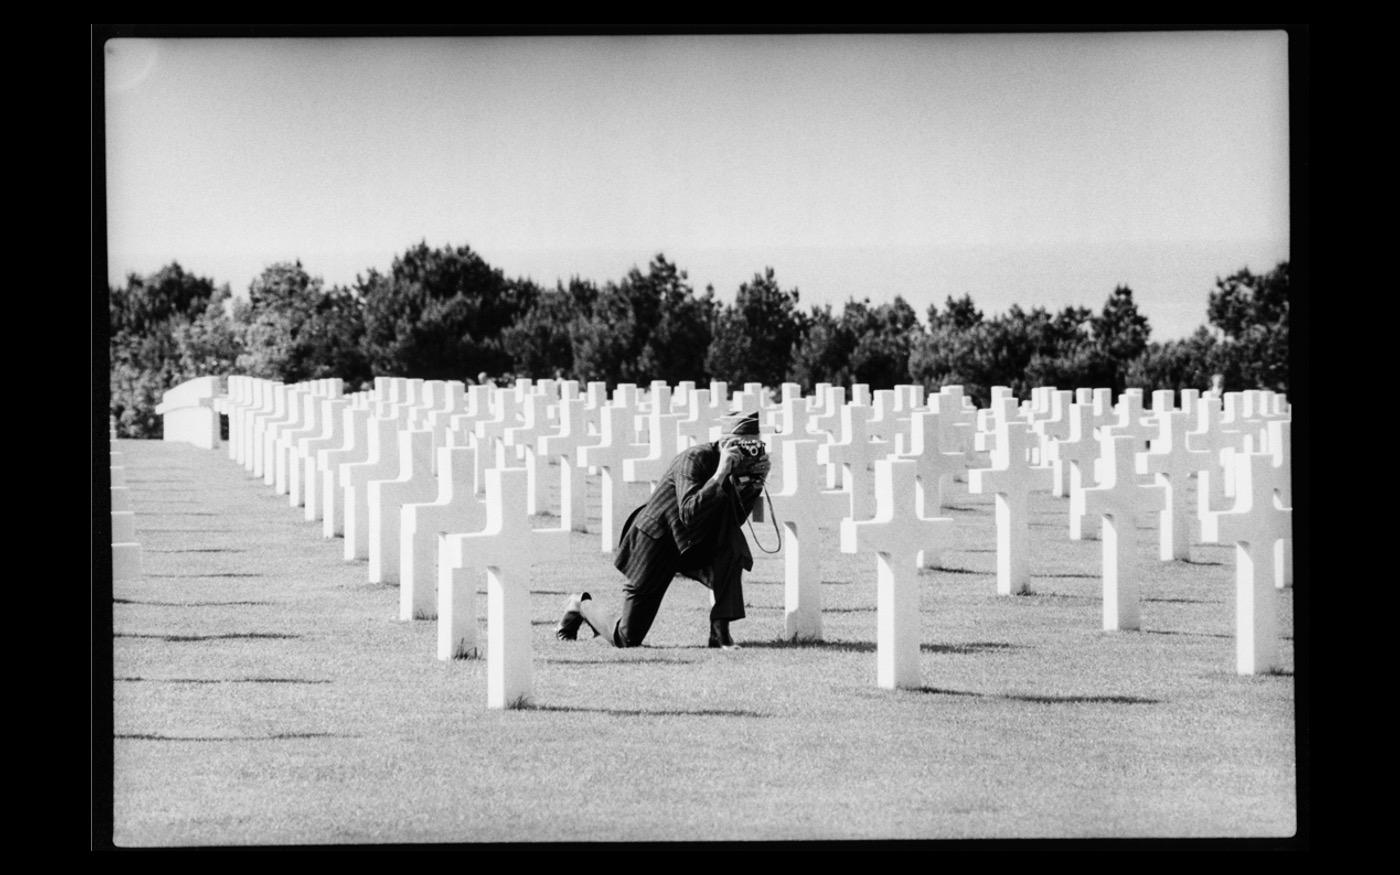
761,439,849,641
840,459,957,690
968,420,1054,595
1201,451,1291,675
367,428,437,584
439,467,570,708
1081,435,1166,631
400,445,482,621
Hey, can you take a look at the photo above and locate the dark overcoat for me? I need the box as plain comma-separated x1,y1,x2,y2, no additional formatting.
616,440,763,579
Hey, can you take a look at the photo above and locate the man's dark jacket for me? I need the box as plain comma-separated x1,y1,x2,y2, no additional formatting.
626,441,764,572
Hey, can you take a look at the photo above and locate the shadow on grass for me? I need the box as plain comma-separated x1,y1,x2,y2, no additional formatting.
146,548,247,554
912,687,1161,704
941,506,987,513
1144,597,1216,604
115,677,331,684
519,704,769,718
114,598,273,607
541,657,697,666
923,642,1027,654
1141,629,1233,639
115,732,354,741
925,566,992,576
114,632,301,642
1180,558,1225,566
146,573,265,579
742,639,1023,655
344,582,396,592
1004,693,1160,705
1036,573,1100,580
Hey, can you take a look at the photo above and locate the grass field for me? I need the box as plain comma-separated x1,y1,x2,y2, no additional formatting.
104,438,1297,846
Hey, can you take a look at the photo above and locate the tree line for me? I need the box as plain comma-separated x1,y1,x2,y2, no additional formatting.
107,240,1290,438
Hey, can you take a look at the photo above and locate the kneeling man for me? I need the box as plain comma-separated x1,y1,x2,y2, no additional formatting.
557,410,771,649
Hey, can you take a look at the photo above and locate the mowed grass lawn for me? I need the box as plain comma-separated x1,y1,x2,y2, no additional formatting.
105,439,1296,846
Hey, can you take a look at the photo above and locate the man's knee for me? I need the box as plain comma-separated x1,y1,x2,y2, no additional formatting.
613,626,646,648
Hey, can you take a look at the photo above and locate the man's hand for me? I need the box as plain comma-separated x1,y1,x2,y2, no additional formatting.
743,454,771,482
714,437,744,483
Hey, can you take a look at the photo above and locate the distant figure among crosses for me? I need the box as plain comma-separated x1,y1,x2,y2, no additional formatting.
556,411,771,649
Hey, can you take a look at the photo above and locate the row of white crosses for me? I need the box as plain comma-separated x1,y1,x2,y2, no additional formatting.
213,374,1293,703
761,381,1292,684
1071,390,1293,674
110,417,143,581
221,374,754,707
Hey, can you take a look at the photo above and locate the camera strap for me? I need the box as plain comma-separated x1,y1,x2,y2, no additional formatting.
729,482,782,554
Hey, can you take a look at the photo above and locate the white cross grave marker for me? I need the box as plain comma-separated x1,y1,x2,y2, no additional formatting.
1200,451,1291,674
840,459,957,690
296,398,350,518
473,387,521,489
318,405,373,539
1080,435,1166,631
225,376,249,462
1137,409,1215,561
809,385,846,438
400,445,482,621
232,378,268,470
504,389,551,513
275,391,323,498
262,384,312,486
248,383,291,478
342,412,406,560
677,388,724,449
438,466,570,708
623,400,685,491
968,419,1055,594
1261,419,1293,589
577,403,653,553
1186,396,1241,521
367,428,437,584
760,438,850,641
1031,390,1073,486
818,401,888,521
1101,389,1155,454
765,396,822,493
537,394,592,532
1055,402,1103,539
895,406,968,551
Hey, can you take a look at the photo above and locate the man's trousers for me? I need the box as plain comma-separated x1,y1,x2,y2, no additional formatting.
609,519,748,648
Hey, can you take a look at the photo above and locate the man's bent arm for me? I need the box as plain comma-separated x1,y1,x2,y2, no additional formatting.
728,473,763,517
675,452,732,530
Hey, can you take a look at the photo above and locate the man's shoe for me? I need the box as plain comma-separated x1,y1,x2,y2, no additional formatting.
556,592,591,641
708,620,741,650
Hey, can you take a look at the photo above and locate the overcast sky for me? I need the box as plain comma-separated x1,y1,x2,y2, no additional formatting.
103,31,1291,340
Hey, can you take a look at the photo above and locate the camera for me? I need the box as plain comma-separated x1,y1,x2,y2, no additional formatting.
734,438,766,458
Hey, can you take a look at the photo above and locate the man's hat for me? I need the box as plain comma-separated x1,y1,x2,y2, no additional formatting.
722,410,761,436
